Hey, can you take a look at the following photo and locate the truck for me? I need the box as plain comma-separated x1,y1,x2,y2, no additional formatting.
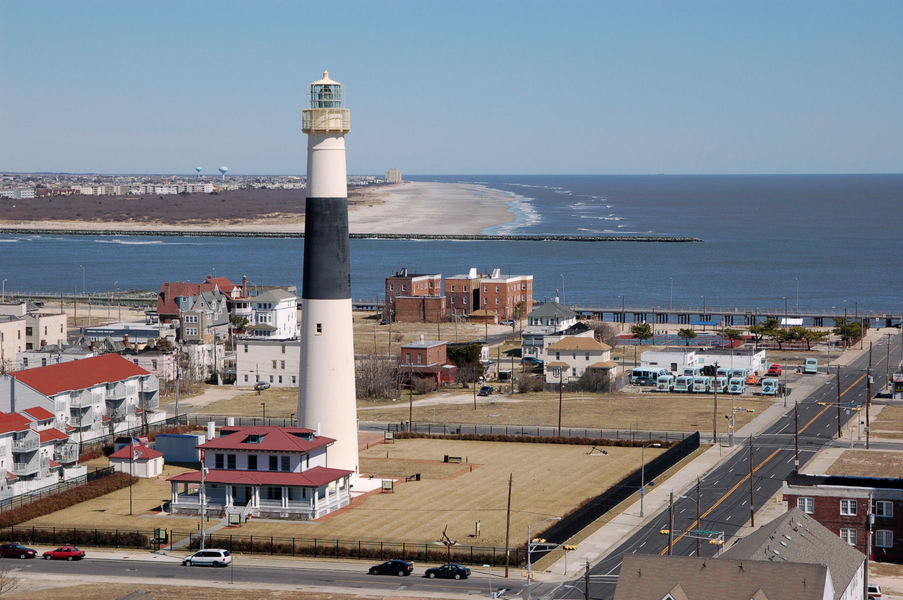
804,358,818,374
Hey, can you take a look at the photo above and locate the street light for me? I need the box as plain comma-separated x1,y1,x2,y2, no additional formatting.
617,295,625,332
129,444,142,516
526,516,561,600
700,295,706,331
80,264,86,295
669,277,673,313
1,279,6,303
260,402,266,423
639,443,661,517
483,563,492,598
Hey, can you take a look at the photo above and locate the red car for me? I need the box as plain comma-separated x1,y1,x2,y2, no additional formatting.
767,364,782,376
42,546,85,561
0,543,37,559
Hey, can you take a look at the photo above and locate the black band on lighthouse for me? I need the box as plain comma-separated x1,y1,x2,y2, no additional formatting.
302,196,351,300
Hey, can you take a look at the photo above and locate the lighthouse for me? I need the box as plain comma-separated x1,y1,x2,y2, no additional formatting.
297,71,358,472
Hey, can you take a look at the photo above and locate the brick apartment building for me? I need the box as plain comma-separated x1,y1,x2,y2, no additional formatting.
783,471,903,563
445,268,533,321
384,269,445,323
399,338,457,386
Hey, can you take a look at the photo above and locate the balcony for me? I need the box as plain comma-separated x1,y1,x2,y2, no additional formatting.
140,377,159,393
71,409,95,427
54,443,79,464
139,392,159,412
11,434,39,453
69,392,95,409
13,458,40,477
106,382,128,400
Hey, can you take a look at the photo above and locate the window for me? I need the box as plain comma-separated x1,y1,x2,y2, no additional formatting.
152,359,157,369
840,499,857,516
797,497,814,513
315,323,322,335
247,455,257,470
215,454,224,469
556,352,560,360
22,358,27,367
243,344,248,353
244,374,248,382
269,456,278,471
876,530,894,548
483,286,488,292
278,376,282,383
272,360,277,369
451,284,455,292
840,528,857,546
401,285,406,291
281,456,290,471
389,284,394,291
280,360,285,369
416,353,423,364
463,285,467,292
495,298,500,305
463,298,467,305
585,353,590,361
291,376,296,384
281,345,286,354
876,501,893,518
269,375,273,383
495,285,499,293
227,454,236,469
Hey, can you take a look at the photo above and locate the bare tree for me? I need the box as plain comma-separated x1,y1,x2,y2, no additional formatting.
356,357,399,400
0,564,20,596
589,321,619,347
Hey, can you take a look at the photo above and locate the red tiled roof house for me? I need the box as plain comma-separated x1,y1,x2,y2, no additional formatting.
168,425,352,520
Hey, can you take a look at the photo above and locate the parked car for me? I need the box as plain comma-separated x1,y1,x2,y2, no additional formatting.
369,559,414,576
379,318,390,325
42,546,85,561
477,385,493,396
766,364,782,376
500,319,515,326
254,381,271,391
182,549,232,567
424,563,471,580
0,543,36,559
868,584,882,599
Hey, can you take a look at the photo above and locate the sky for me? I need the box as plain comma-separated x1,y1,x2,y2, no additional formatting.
1,1,901,175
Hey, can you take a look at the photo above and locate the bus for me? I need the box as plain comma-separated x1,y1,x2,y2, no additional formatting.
673,375,693,393
761,378,780,395
631,367,670,386
728,377,746,394
692,376,712,393
729,368,748,380
683,366,703,377
804,358,818,374
716,367,730,378
712,376,728,393
656,375,675,392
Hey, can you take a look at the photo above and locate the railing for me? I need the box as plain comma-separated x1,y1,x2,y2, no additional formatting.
106,382,128,400
12,460,40,476
140,394,159,411
69,392,95,408
12,437,39,453
54,444,78,464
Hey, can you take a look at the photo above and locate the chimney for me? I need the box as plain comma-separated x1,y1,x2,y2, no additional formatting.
90,340,96,352
8,375,14,414
40,339,46,348
491,268,501,279
123,334,129,348
468,267,477,278
242,275,248,294
207,421,216,440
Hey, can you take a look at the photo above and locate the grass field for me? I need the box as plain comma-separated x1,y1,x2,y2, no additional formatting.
203,387,771,434
827,450,903,478
352,312,515,357
229,438,664,547
870,406,903,440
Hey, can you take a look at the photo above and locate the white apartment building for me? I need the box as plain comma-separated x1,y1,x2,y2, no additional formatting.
0,410,82,500
385,168,402,184
25,312,67,350
0,316,26,374
249,289,298,339
17,344,94,370
235,339,300,388
0,189,35,199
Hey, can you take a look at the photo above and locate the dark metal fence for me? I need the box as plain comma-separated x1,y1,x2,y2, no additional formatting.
0,467,115,512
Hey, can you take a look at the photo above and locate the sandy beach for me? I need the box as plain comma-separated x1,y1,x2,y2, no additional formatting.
0,182,518,235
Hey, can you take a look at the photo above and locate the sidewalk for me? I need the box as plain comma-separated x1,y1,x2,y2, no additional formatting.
535,338,877,582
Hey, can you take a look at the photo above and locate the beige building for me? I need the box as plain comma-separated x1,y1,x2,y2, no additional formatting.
0,317,26,373
235,338,300,388
25,312,67,350
544,336,617,384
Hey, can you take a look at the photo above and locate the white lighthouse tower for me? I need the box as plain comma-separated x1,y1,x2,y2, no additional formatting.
297,71,358,473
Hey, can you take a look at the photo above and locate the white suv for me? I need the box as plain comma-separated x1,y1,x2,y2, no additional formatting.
182,549,232,567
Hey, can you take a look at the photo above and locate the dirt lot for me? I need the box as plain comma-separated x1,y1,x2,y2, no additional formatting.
827,450,903,478
219,438,665,547
870,406,903,440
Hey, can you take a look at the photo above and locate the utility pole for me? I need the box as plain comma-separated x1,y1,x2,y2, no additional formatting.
696,478,701,557
712,362,719,444
864,492,873,600
749,436,755,527
668,490,674,555
558,370,563,437
867,342,872,450
200,449,207,550
504,473,512,578
837,366,842,438
584,559,590,600
794,399,799,471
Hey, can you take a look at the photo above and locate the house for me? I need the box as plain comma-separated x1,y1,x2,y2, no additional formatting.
235,338,300,388
180,290,230,343
721,507,866,600
783,472,903,563
0,354,165,443
17,343,95,371
399,338,457,387
120,348,178,383
167,425,352,520
613,554,833,600
522,302,579,360
248,289,298,339
109,444,164,478
385,268,444,323
543,336,616,385
156,275,242,323
641,348,700,374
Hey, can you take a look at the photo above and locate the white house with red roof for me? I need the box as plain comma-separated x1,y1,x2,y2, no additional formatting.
167,425,351,520
0,354,165,443
109,443,164,478
0,410,80,499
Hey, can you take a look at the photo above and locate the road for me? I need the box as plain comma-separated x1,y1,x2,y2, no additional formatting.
540,333,902,600
10,555,520,597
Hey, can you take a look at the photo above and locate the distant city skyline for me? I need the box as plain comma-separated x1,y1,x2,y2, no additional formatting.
1,1,901,175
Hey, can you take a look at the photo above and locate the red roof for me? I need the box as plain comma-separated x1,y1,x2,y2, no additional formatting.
49,460,61,468
109,444,163,461
12,354,149,397
0,412,32,435
22,406,54,421
157,276,236,316
39,428,69,443
201,426,333,453
168,466,351,488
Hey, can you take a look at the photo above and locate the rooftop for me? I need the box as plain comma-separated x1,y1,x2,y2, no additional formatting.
13,354,150,396
201,426,333,453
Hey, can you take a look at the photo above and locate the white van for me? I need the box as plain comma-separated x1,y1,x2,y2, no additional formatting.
182,548,232,567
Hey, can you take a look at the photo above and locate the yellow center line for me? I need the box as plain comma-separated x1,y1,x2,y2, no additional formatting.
658,371,867,555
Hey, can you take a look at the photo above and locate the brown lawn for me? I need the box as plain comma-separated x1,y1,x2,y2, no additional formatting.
233,438,664,547
871,406,903,440
7,582,392,600
827,450,903,478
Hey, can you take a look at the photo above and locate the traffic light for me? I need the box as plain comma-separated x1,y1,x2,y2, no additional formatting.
817,402,827,406
746,408,755,413
531,538,546,544
564,545,577,551
659,528,670,535
709,538,723,546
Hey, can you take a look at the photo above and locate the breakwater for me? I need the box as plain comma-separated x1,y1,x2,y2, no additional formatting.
0,228,701,242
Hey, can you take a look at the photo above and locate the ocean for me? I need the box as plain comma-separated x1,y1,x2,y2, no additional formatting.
1,174,901,314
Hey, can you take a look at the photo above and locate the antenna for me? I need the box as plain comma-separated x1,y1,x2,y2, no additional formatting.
218,166,229,180
196,166,202,179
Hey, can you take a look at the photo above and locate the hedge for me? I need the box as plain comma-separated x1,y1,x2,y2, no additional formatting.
0,472,133,528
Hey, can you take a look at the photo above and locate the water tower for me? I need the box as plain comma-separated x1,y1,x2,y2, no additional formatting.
297,70,358,473
218,166,228,180
195,166,202,179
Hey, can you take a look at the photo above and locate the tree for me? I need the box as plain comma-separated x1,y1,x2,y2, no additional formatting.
356,357,399,400
589,321,619,347
514,373,543,393
576,368,611,393
630,323,653,344
767,327,793,350
229,315,249,334
795,328,829,351
677,328,697,346
722,328,744,346
833,318,863,348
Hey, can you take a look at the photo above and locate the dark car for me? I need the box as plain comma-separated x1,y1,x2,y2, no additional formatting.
42,546,85,561
477,385,493,396
0,543,36,559
424,563,471,579
369,559,414,576
500,319,515,326
254,381,271,391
